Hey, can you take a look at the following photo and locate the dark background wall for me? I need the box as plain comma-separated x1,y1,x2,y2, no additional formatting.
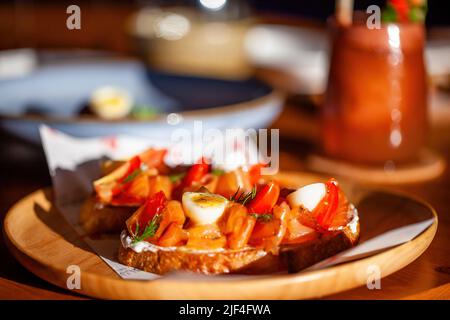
0,0,448,51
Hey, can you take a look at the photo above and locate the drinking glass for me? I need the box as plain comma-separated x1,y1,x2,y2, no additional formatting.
322,17,428,165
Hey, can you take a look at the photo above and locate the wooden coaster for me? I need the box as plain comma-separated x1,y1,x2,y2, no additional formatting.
307,148,446,185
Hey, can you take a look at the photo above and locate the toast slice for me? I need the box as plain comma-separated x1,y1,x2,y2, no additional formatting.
281,214,359,273
117,210,359,275
118,244,275,274
79,196,135,235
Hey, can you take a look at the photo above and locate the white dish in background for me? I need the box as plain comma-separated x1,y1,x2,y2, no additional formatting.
0,58,283,144
246,24,450,96
245,24,329,95
426,39,450,79
0,48,37,80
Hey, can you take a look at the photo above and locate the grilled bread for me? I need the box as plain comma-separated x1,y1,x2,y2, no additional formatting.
118,208,359,275
118,244,274,274
79,196,135,235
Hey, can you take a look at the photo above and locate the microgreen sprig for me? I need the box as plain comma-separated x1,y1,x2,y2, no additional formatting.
122,168,142,184
169,172,186,183
131,214,161,244
249,213,273,222
211,168,225,176
230,186,257,206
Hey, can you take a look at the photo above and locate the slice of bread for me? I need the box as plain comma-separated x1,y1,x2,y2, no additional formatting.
79,196,135,235
281,218,359,273
118,245,278,274
117,211,359,275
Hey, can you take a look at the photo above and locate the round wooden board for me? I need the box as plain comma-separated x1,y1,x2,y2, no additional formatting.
3,172,438,300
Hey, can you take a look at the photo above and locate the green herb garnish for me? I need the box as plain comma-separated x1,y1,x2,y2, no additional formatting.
382,0,427,23
122,168,142,184
131,105,158,120
230,186,257,206
169,172,186,183
249,213,273,222
131,214,161,244
211,168,225,176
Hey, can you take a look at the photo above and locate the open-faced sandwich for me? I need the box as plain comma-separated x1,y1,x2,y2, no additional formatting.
80,148,359,274
80,148,171,235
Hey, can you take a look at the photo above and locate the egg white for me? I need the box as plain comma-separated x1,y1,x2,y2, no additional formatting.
287,182,326,212
90,86,133,120
182,192,228,225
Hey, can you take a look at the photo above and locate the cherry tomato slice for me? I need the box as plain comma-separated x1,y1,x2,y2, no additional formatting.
247,181,280,214
173,157,210,199
328,189,352,230
111,155,142,196
248,163,267,185
184,157,209,185
125,190,167,236
144,190,167,218
315,178,340,230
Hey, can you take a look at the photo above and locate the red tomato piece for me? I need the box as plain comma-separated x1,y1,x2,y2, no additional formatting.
111,155,142,196
128,191,167,235
183,157,210,187
248,163,267,185
143,190,167,219
173,157,210,199
315,178,340,230
246,181,280,214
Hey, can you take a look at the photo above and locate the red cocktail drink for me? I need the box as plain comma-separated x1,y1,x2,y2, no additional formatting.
322,18,427,164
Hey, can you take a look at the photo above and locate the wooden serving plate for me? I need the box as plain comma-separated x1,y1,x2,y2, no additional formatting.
3,172,437,299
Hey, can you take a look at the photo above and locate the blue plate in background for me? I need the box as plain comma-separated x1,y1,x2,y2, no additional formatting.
0,60,283,144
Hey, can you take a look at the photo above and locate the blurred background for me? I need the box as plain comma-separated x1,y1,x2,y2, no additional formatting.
0,0,449,168
0,0,448,169
0,1,449,122
0,0,448,178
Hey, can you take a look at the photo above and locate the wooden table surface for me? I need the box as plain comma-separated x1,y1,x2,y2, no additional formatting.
0,99,449,300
